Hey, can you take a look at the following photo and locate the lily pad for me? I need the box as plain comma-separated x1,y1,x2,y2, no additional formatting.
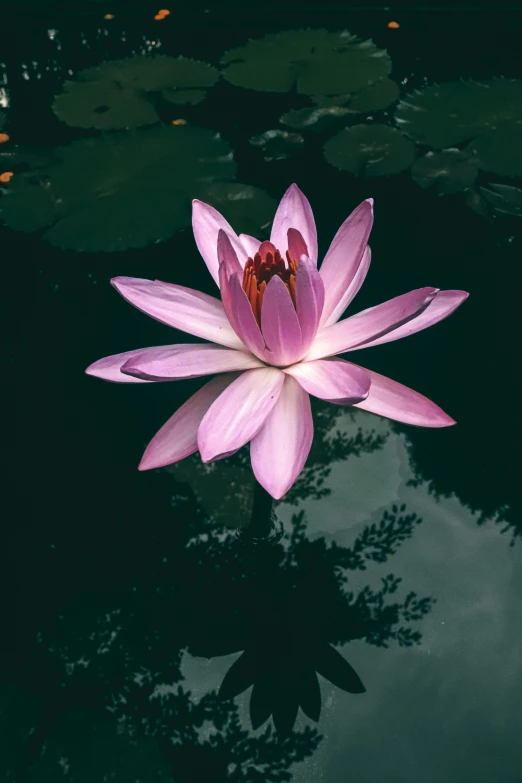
480,183,522,216
221,29,391,95
467,125,522,176
395,78,522,148
0,125,237,251
203,182,277,236
249,129,305,161
411,149,478,194
324,123,416,176
53,55,219,129
347,77,400,112
281,105,352,133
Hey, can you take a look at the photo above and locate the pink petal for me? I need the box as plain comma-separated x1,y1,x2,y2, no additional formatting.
353,366,456,427
239,233,261,260
217,229,243,277
197,368,284,462
121,343,263,381
270,184,318,265
287,228,309,260
358,290,469,348
139,374,238,470
323,246,372,328
319,199,374,327
86,347,158,383
111,277,244,351
250,375,313,499
258,240,277,260
261,275,303,366
218,261,239,336
192,200,247,286
306,287,439,361
284,358,371,404
295,255,325,353
228,273,266,360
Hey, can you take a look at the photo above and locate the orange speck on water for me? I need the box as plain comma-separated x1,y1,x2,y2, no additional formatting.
158,9,171,15
0,171,14,183
0,133,10,143
104,13,114,20
154,13,164,20
172,118,187,125
387,21,400,28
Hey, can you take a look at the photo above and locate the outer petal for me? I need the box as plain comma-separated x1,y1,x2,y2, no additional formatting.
296,255,325,353
284,358,371,404
305,287,438,361
270,184,318,265
319,199,374,327
86,347,156,383
111,277,244,350
192,200,247,286
217,229,242,277
323,246,371,328
261,275,303,366
197,368,284,462
353,366,456,427
250,375,313,499
228,273,266,360
139,374,238,470
239,233,261,260
121,344,264,381
357,290,469,348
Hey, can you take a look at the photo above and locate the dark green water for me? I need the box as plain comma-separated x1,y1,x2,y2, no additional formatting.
3,2,522,781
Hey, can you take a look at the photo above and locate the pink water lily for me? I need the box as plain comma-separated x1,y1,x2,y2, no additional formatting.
86,184,468,499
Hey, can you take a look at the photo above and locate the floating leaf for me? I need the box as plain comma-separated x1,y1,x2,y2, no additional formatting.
480,183,522,216
411,149,478,194
53,55,219,129
311,94,351,107
0,125,237,251
281,105,351,133
221,29,391,95
324,123,416,176
347,77,400,112
395,78,522,148
467,125,522,177
464,188,491,218
249,129,304,160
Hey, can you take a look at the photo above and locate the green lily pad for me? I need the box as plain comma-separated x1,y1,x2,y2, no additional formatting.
311,94,351,107
467,125,522,176
281,105,352,132
249,129,305,160
221,29,391,95
203,182,277,236
347,77,401,112
53,55,219,129
411,149,478,194
480,183,522,216
0,125,237,251
324,123,417,176
395,78,522,148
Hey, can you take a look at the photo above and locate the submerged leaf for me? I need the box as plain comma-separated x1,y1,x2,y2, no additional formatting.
411,149,478,194
347,77,400,112
467,125,522,176
324,123,416,176
53,55,219,129
0,125,237,251
249,129,305,160
281,105,352,132
221,29,391,95
396,78,522,147
480,183,522,216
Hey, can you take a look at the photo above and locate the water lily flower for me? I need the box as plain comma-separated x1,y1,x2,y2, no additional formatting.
86,184,468,499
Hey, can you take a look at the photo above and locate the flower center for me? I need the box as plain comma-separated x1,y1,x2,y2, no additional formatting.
242,246,298,325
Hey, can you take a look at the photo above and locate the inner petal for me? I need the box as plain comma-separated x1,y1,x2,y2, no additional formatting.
241,244,299,325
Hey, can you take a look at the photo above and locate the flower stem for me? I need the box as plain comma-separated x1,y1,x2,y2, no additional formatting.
248,480,274,538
